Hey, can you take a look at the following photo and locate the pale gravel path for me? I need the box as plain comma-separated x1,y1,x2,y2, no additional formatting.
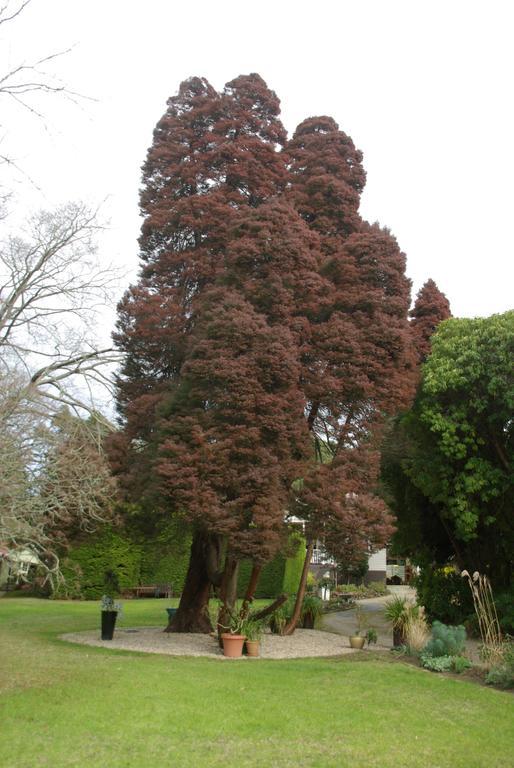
60,627,358,660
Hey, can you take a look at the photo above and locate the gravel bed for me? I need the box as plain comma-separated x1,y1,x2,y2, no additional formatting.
60,627,358,659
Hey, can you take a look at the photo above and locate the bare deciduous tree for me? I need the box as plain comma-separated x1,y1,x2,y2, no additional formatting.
0,203,123,580
0,201,122,424
0,406,117,583
0,3,120,582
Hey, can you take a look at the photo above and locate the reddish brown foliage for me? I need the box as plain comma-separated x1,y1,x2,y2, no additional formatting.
156,287,310,563
410,278,452,364
278,112,416,630
114,74,418,631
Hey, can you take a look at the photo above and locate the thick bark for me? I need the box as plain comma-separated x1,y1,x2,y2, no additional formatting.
283,540,315,635
240,562,262,619
165,530,217,633
205,536,224,587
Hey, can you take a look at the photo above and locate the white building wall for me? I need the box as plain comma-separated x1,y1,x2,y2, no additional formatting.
368,548,387,572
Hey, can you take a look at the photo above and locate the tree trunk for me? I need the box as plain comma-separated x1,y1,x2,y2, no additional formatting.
165,530,216,633
240,562,262,619
283,540,314,636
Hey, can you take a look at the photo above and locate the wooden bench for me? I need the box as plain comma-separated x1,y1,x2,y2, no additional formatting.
122,584,172,599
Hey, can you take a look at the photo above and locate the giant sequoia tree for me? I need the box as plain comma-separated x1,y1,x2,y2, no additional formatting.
409,279,451,365
114,75,416,632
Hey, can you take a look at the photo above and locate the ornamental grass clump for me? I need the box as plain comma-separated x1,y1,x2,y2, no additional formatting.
405,609,430,654
384,596,420,646
461,570,503,667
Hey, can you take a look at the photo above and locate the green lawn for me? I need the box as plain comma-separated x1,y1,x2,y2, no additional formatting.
0,598,512,768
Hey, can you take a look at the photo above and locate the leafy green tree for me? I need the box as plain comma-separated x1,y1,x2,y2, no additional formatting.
384,311,514,588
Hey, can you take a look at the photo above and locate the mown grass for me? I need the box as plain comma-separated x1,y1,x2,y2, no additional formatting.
0,598,513,768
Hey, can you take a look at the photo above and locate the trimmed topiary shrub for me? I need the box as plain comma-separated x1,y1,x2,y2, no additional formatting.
282,532,306,595
237,555,285,598
237,533,307,599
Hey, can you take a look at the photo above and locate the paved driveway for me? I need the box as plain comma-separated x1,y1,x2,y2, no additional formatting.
321,586,417,649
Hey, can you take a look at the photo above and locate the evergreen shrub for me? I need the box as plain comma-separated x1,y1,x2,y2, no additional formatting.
423,620,467,657
415,568,473,625
495,588,514,635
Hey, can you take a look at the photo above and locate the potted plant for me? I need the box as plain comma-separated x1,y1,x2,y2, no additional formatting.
384,596,419,646
101,595,122,640
243,617,265,657
349,605,369,649
220,611,247,658
300,594,324,629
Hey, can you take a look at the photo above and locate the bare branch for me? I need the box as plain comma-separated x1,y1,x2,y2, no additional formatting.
0,0,94,187
0,0,31,27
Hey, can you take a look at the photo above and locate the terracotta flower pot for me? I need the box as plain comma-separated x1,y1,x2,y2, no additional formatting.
349,635,365,649
245,640,260,657
221,633,246,658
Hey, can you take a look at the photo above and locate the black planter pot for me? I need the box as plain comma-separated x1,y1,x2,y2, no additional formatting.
101,610,118,640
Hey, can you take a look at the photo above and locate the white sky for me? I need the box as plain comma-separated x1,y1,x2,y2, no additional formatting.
2,0,513,328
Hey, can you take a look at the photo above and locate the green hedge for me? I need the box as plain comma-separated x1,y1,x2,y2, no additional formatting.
138,519,191,594
237,533,306,599
56,524,306,602
56,530,143,600
55,520,191,600
282,533,307,595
